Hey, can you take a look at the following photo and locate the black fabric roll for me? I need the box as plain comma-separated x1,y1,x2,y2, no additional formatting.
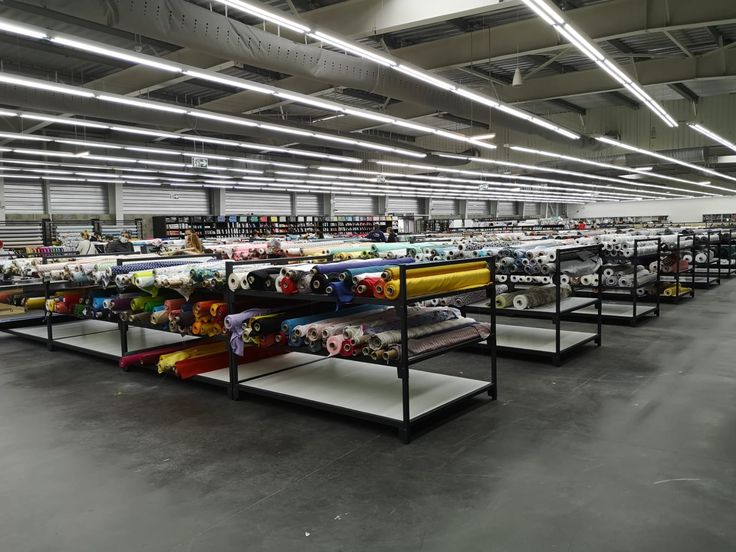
310,273,332,294
247,268,281,290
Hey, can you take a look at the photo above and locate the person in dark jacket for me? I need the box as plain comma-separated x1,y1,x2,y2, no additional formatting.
366,225,386,242
105,231,134,254
386,227,399,243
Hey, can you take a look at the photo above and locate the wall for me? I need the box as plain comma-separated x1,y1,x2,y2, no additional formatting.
567,197,736,223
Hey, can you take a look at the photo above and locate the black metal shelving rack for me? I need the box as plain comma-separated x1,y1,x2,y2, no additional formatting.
224,256,497,443
692,230,722,288
715,228,736,278
572,237,661,326
658,234,696,303
464,244,602,365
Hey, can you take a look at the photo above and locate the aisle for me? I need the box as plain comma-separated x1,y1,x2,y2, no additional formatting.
1,282,735,552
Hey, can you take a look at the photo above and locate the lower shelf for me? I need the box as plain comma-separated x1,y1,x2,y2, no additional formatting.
496,324,598,355
241,357,491,424
204,352,322,384
574,302,657,320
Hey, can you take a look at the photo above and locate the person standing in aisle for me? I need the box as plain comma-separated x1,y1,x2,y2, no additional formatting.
182,228,204,254
105,231,134,254
366,225,386,242
386,227,399,243
76,231,96,255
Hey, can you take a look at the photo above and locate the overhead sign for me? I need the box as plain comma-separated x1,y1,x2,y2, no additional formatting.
192,156,209,168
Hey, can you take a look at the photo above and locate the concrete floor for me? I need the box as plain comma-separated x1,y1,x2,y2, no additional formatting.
1,286,736,552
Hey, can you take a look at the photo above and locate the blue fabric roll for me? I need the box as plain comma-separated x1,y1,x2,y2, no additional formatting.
311,257,414,275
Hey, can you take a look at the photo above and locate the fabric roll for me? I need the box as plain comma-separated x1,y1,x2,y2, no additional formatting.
512,284,572,309
312,257,414,276
247,268,281,290
381,260,487,281
405,322,492,357
383,268,491,300
495,290,527,309
368,317,475,350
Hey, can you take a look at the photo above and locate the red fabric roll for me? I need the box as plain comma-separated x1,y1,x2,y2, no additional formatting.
118,340,215,369
164,298,186,311
279,277,299,295
174,346,289,379
193,300,218,318
355,276,382,297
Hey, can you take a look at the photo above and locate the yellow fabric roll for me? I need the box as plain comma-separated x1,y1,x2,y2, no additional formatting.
663,284,692,297
156,341,226,373
45,299,56,312
382,261,488,281
25,297,46,310
383,268,491,300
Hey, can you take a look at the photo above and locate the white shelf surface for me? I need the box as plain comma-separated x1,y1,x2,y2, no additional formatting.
201,352,322,384
241,357,489,422
11,319,117,339
57,326,195,357
660,275,709,283
575,302,657,318
497,324,597,353
467,296,597,315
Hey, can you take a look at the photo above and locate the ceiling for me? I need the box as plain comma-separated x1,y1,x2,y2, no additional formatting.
0,0,735,205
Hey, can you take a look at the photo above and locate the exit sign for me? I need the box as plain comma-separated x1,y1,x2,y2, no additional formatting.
192,156,209,168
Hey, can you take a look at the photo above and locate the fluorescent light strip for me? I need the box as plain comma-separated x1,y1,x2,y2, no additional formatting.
522,0,677,128
373,160,673,199
0,72,94,98
436,151,708,196
199,2,579,140
0,70,423,159
507,144,712,189
594,136,736,189
688,123,736,155
0,18,494,153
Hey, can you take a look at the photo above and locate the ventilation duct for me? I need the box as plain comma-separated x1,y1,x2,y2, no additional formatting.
4,0,588,146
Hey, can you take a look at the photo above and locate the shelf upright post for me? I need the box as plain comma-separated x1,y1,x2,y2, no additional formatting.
632,239,639,323
398,263,411,443
655,237,661,317
44,277,54,351
553,248,561,366
596,244,602,343
489,257,497,400
226,261,239,401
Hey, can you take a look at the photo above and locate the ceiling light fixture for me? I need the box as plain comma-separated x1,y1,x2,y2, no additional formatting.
522,0,677,128
688,123,736,155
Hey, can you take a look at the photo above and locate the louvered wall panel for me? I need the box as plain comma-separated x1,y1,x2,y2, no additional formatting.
296,194,322,216
123,186,209,214
334,195,376,215
497,201,517,217
387,197,420,214
4,183,44,213
524,202,541,216
49,183,107,214
226,191,292,215
430,199,457,215
467,200,489,216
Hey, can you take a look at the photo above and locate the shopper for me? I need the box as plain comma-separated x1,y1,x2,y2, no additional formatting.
386,227,399,243
105,231,134,254
183,228,204,254
76,231,96,255
366,225,386,242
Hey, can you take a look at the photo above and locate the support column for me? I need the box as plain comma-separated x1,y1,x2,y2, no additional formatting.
458,199,468,220
321,193,334,217
210,188,226,216
424,197,433,218
108,183,124,221
489,200,498,218
377,195,387,216
0,172,5,222
42,180,51,217
290,192,297,216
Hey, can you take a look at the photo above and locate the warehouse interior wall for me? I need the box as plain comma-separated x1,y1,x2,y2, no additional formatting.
567,197,736,223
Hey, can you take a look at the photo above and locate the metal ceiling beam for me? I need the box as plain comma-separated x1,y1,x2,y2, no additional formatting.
663,30,694,58
604,92,641,110
669,82,700,103
549,99,586,115
392,0,736,70
299,0,511,38
497,46,736,104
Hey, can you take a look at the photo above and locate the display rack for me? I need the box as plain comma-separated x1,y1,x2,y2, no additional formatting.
573,237,661,326
692,231,721,288
224,256,497,442
658,234,696,302
715,228,736,278
465,244,602,365
153,215,396,239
